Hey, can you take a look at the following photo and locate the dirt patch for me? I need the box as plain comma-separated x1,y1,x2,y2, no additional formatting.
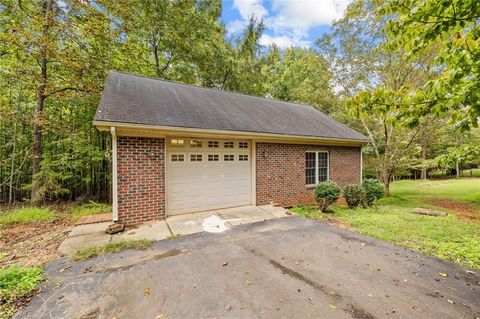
318,215,352,230
428,199,480,223
0,218,72,267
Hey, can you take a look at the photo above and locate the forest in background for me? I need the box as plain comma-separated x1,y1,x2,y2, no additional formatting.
1,0,479,204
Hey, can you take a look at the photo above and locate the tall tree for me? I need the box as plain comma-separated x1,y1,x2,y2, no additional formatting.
382,0,480,130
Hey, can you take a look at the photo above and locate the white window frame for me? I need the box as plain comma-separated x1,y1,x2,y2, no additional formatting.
306,151,329,186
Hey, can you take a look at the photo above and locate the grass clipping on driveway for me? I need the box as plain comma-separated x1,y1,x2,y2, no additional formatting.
292,178,480,270
73,239,153,261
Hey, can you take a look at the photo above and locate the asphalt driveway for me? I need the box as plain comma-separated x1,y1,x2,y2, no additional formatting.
17,217,479,319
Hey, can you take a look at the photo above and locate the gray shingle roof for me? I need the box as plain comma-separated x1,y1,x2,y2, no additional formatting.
95,71,369,142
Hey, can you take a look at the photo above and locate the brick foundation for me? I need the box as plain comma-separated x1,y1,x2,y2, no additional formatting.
255,143,361,206
117,137,165,224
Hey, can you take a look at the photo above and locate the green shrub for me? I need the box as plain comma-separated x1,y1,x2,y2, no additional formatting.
0,266,43,302
362,178,385,206
314,181,341,212
0,207,54,225
343,184,367,208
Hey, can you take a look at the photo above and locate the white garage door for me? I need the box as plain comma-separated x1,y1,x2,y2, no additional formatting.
166,137,252,215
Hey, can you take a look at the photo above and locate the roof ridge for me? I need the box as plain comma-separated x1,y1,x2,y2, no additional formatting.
109,70,317,110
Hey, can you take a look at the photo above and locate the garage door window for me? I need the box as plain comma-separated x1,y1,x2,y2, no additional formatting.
171,139,184,146
306,151,329,185
190,140,203,147
190,154,203,162
239,154,249,161
208,154,219,161
208,141,219,148
171,154,185,162
239,141,248,148
224,141,234,148
224,154,235,161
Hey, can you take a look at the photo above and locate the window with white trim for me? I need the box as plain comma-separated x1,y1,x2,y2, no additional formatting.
239,154,249,161
208,141,219,148
190,140,203,147
171,154,185,162
224,154,235,161
208,154,219,161
224,141,234,148
190,154,203,162
306,152,329,185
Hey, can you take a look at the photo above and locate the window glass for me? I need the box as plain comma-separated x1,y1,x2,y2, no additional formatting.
224,154,235,161
190,154,203,162
239,154,249,161
305,152,316,185
171,154,184,162
318,152,328,182
239,141,249,148
208,154,219,162
208,141,219,148
171,139,184,146
190,140,203,147
224,141,234,148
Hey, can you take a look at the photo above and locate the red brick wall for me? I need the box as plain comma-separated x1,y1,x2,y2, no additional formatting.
117,137,165,224
255,143,361,206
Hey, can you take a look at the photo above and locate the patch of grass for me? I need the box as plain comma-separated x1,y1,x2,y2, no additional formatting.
292,178,480,270
0,207,54,225
167,234,183,240
73,239,153,261
0,265,44,318
67,201,111,222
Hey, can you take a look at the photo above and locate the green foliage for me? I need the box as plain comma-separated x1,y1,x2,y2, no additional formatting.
0,207,54,225
293,178,480,269
436,145,480,168
67,201,111,222
343,184,367,208
314,181,341,212
73,240,153,261
381,0,480,130
362,178,384,206
0,265,43,302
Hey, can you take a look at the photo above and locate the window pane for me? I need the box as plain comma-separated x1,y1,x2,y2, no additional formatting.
239,154,249,161
224,141,234,148
239,141,249,148
306,153,316,184
190,154,202,162
190,140,202,147
224,154,235,161
208,154,219,161
318,152,328,182
171,139,184,146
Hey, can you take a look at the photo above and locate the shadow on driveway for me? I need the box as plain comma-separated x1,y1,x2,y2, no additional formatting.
17,217,479,319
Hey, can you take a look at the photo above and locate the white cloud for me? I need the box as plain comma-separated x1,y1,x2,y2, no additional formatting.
259,34,311,49
233,0,268,20
266,0,351,37
227,0,352,48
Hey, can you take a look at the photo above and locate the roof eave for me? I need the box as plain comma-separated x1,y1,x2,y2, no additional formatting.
93,120,370,147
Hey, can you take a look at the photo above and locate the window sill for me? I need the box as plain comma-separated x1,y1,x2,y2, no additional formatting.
306,184,317,190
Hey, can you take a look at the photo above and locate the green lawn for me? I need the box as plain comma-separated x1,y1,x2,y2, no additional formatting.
292,178,480,270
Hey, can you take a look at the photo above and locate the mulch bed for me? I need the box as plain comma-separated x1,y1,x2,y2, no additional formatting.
429,199,480,223
0,218,73,268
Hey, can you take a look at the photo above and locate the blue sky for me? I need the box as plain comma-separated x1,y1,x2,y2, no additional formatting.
221,0,352,49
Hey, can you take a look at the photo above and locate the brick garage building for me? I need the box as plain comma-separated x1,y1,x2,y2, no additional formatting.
95,71,368,224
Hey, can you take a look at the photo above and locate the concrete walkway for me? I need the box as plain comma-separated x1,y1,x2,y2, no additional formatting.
58,205,290,256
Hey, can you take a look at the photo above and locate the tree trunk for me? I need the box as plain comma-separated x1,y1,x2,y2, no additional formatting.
420,138,427,179
456,161,460,178
382,167,390,197
32,0,51,202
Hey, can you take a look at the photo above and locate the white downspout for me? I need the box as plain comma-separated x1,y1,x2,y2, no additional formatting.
360,147,363,183
111,127,119,222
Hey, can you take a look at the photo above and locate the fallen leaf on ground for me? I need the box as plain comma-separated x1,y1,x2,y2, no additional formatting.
222,262,228,266
439,272,448,277
144,288,151,296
